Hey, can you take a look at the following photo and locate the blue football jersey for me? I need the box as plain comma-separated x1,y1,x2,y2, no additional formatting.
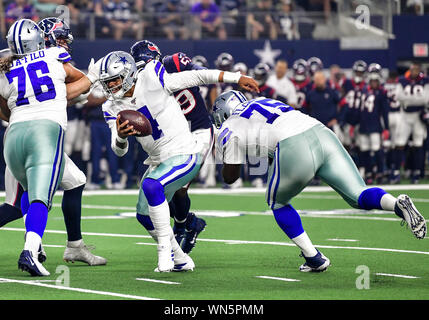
162,52,212,132
358,86,389,134
397,74,429,113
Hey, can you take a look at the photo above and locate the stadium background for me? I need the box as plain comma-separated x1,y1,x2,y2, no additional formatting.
0,0,428,190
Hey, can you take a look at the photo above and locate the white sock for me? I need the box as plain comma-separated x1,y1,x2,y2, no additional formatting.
148,199,172,244
22,214,27,225
67,239,83,248
380,193,397,211
24,231,41,253
291,231,318,257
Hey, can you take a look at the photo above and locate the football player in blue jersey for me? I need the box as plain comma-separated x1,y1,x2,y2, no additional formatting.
290,59,311,110
356,63,390,184
391,62,429,184
130,40,211,254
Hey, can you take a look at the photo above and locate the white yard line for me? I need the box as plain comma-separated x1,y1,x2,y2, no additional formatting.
375,273,420,279
2,227,428,256
136,242,157,246
136,278,181,285
0,277,159,300
327,238,359,242
256,276,300,282
42,244,65,248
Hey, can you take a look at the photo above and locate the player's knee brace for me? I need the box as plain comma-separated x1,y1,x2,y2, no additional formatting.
358,187,386,210
136,213,154,231
141,178,166,207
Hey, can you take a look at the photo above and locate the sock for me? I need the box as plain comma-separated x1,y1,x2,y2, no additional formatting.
273,204,305,239
359,151,370,177
25,202,48,238
0,203,23,227
67,239,83,247
172,192,190,229
136,214,158,241
412,147,424,179
358,187,387,210
62,185,84,241
380,193,397,211
375,150,385,176
170,229,186,261
21,191,30,215
392,148,404,175
141,178,170,240
291,231,318,257
24,231,42,253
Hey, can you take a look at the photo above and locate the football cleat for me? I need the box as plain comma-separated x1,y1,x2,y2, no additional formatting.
182,213,206,254
395,194,427,239
299,250,330,272
154,238,174,272
173,224,185,248
173,254,195,272
63,241,107,266
18,250,50,276
38,243,47,264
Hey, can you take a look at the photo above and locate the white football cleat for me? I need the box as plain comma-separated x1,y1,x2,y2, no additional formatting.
173,254,195,272
395,194,427,239
63,241,107,266
154,239,174,272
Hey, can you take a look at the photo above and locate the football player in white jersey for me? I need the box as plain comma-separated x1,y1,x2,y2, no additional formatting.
0,17,107,268
97,51,258,272
213,91,426,272
0,19,100,276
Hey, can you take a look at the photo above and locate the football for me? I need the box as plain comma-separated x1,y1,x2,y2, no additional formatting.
117,110,152,137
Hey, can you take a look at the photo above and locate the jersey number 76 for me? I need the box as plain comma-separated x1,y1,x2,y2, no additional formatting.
6,61,57,106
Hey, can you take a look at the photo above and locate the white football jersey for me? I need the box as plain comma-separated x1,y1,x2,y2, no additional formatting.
217,97,321,164
103,61,203,165
0,46,70,129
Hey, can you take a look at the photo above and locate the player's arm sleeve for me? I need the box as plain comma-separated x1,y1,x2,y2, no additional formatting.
103,107,129,157
55,47,72,64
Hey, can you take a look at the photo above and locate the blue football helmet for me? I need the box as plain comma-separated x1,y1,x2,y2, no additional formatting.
307,57,323,77
215,52,234,71
367,63,382,81
192,55,209,68
253,63,270,86
352,60,367,83
38,17,73,53
292,59,308,82
130,40,162,69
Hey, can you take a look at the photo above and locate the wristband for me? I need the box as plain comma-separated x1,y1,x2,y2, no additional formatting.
222,71,241,83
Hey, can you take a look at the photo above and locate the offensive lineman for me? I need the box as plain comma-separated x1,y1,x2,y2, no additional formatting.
213,91,426,272
0,19,100,276
97,51,258,272
0,17,107,267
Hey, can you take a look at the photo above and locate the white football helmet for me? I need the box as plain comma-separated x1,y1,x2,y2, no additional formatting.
99,51,137,99
212,90,247,128
6,19,45,56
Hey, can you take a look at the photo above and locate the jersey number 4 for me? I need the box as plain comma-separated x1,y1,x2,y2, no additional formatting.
6,61,56,106
137,106,164,140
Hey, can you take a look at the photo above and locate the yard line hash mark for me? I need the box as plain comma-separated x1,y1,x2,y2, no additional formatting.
136,278,181,285
256,276,301,282
375,273,420,279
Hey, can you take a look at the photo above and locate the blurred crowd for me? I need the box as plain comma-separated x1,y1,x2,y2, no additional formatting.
2,0,429,40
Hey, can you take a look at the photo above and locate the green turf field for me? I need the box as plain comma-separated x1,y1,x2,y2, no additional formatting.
0,186,428,300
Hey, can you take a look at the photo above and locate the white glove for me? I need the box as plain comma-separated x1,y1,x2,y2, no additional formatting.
87,58,102,84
